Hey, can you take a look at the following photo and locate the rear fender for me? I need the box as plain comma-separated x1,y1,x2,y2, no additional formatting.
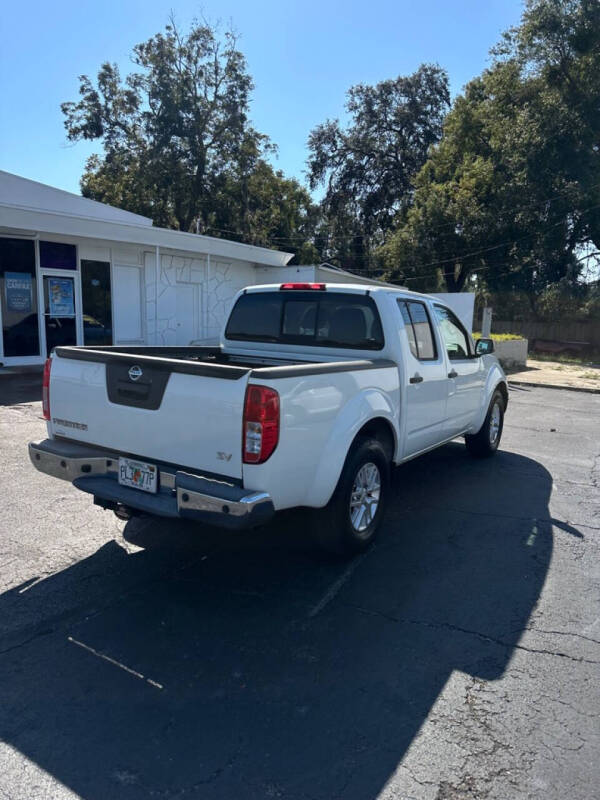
306,389,397,508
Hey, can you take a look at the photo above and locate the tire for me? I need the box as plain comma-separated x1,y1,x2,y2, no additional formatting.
312,438,390,557
465,389,505,458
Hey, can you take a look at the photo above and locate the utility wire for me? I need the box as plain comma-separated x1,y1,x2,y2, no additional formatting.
388,200,600,283
199,177,600,246
337,198,600,283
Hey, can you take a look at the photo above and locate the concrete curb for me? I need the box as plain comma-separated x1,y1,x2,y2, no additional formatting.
508,379,600,395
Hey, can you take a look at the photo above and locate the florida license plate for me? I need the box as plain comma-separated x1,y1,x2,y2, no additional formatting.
118,457,158,494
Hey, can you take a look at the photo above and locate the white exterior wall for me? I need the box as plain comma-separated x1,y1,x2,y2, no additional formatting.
0,170,294,365
140,250,261,345
207,259,257,341
0,230,277,356
493,338,528,368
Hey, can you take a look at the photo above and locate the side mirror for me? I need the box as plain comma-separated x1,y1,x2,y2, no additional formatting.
475,337,494,356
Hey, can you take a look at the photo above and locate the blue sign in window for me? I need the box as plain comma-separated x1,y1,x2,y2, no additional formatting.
47,277,75,316
5,272,33,313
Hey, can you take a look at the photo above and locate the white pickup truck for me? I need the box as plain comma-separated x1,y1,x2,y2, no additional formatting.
30,282,507,555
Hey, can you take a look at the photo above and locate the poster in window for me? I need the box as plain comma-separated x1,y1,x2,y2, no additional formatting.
48,278,75,317
5,272,33,313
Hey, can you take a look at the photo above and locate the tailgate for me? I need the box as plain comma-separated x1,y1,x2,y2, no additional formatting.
48,350,250,480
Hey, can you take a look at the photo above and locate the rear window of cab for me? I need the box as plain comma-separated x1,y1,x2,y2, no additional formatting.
225,291,385,350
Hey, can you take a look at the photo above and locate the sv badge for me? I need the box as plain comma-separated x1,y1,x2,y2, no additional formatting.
217,452,232,462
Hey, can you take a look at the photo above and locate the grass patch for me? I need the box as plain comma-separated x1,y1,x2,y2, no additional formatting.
529,352,600,367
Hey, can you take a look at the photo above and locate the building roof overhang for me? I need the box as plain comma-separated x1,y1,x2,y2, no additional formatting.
0,204,294,268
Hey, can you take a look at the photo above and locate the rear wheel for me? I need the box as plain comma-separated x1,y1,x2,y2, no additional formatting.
465,390,505,458
312,438,390,556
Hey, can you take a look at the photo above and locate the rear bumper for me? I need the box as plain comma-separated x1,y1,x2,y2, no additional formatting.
28,439,274,530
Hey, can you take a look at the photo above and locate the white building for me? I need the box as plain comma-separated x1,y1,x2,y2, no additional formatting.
0,171,475,369
0,170,294,367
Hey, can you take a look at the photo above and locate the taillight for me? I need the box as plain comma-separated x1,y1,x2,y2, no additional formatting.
243,385,280,464
42,357,52,421
280,282,326,290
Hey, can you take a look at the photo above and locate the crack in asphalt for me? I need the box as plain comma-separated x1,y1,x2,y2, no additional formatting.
509,627,600,647
0,627,55,656
347,604,600,666
403,503,596,533
0,547,216,659
144,740,244,798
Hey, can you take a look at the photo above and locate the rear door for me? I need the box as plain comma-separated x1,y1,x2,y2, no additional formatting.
48,351,250,480
397,299,449,457
433,304,482,436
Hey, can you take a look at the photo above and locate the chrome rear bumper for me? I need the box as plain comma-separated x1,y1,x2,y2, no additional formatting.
29,439,274,530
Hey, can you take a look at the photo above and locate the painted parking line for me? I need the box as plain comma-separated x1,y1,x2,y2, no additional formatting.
308,549,372,618
68,636,163,689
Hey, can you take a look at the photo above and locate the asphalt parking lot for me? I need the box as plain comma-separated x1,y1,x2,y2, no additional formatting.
0,380,598,800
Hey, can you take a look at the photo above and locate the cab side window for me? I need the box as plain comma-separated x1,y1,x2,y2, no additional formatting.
434,305,471,360
398,300,437,360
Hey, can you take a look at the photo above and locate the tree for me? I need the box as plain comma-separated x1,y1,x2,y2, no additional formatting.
306,65,450,272
62,19,272,235
383,0,600,304
205,161,321,263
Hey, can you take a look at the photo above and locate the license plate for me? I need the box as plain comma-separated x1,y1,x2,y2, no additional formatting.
118,457,158,494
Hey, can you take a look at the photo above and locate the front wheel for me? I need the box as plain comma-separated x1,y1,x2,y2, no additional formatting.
465,390,505,458
312,438,390,557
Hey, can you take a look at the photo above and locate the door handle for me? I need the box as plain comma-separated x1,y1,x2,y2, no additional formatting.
409,374,423,384
448,369,458,379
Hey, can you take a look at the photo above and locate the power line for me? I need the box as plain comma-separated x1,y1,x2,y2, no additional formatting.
349,199,600,283
198,177,600,246
392,201,600,284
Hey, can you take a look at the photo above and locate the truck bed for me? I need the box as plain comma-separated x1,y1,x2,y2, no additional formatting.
54,345,392,379
48,346,396,482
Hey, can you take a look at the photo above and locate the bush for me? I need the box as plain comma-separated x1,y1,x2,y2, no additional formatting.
472,332,523,341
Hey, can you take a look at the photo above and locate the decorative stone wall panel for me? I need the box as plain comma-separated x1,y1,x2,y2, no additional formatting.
144,252,258,345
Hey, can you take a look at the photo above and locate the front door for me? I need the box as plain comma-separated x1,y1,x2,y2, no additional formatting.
176,282,202,345
42,274,79,356
433,304,482,436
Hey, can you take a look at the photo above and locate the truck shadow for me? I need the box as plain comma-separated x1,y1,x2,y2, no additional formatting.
0,444,570,799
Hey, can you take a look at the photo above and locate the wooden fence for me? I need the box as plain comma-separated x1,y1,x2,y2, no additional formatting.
493,320,600,348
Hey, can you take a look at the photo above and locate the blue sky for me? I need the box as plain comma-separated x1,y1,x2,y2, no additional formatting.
0,0,524,197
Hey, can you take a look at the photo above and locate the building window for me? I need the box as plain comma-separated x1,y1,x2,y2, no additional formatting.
0,238,40,358
81,260,112,345
40,241,77,270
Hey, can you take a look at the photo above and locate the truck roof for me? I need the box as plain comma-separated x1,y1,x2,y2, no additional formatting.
244,282,439,303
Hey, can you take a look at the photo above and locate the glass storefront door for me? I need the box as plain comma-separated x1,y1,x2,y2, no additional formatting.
42,274,78,356
0,237,86,363
0,238,41,360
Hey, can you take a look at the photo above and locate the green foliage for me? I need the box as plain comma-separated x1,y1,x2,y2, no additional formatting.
63,1,600,300
535,279,600,320
62,18,318,258
382,0,600,301
481,280,600,322
307,65,450,273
